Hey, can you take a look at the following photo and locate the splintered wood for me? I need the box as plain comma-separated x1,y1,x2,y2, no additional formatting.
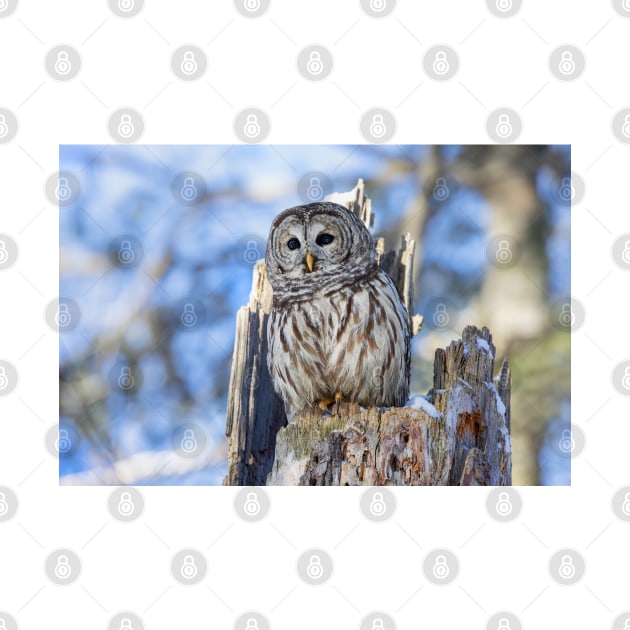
225,180,510,486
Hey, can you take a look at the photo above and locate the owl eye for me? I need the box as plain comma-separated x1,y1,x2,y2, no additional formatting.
316,233,334,246
287,238,301,250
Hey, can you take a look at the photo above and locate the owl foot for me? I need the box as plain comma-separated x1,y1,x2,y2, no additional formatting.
318,392,343,413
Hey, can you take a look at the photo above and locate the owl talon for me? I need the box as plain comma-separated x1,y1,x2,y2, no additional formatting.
318,397,334,411
334,392,343,413
317,392,343,413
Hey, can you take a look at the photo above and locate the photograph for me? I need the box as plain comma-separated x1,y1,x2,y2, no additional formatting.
58,144,570,486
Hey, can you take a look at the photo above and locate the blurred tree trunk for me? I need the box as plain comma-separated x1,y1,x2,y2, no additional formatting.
453,146,559,485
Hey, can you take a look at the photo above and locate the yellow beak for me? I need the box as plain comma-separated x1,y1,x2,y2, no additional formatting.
305,251,314,272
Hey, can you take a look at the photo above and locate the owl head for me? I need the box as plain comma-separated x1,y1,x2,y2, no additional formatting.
265,202,377,297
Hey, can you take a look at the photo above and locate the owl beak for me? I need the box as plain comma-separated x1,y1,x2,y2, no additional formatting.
305,251,315,272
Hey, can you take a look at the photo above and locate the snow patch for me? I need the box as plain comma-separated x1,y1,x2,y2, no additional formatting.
405,395,442,419
476,336,493,356
485,382,506,416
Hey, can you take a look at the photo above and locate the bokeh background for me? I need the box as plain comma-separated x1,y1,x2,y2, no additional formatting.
59,144,570,486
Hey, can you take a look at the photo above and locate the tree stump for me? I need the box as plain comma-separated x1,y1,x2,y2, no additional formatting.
224,180,511,486
268,326,511,486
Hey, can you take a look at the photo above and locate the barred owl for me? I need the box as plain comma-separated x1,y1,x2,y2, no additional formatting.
265,201,410,422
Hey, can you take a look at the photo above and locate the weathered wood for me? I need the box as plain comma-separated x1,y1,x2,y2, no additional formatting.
268,325,511,486
224,262,287,486
225,180,510,486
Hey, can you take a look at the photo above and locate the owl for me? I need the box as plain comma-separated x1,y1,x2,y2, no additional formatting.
265,201,411,422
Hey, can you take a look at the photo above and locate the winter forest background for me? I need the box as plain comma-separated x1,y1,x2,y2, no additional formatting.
58,144,571,486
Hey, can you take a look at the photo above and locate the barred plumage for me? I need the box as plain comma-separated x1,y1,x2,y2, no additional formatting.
265,202,410,422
